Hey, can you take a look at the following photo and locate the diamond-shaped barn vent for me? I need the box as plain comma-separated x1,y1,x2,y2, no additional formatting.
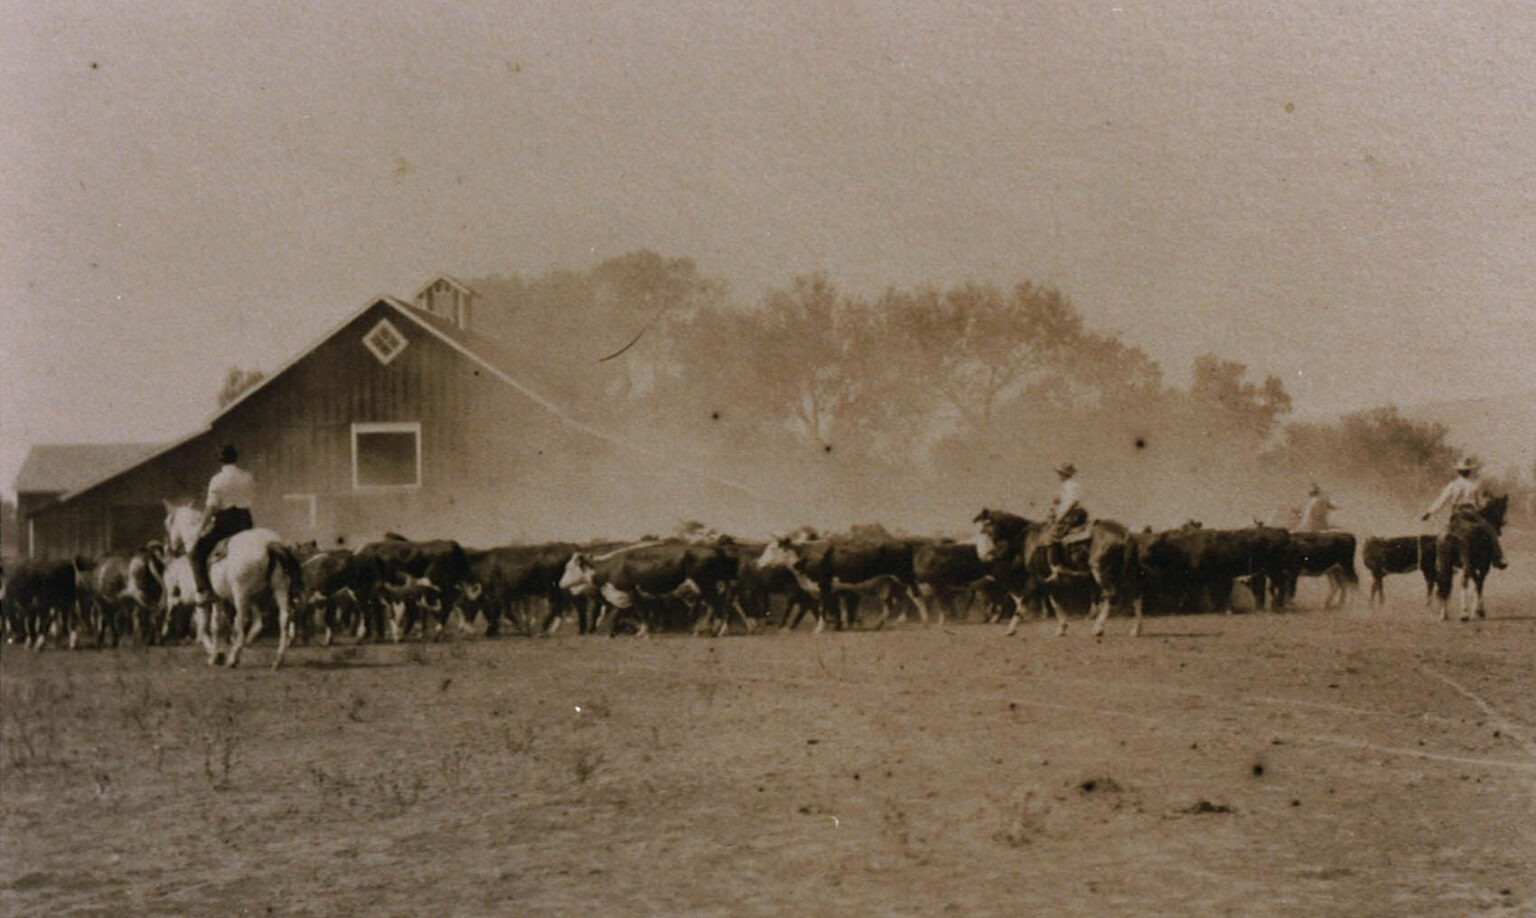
363,318,408,365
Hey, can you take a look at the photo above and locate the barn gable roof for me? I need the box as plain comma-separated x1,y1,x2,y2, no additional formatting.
45,292,781,508
13,443,164,496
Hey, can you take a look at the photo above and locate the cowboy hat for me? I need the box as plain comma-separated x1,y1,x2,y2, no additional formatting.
217,443,239,464
1455,456,1480,473
1055,462,1076,477
1307,482,1321,496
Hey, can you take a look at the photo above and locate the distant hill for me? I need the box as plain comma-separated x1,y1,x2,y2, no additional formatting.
1397,389,1536,485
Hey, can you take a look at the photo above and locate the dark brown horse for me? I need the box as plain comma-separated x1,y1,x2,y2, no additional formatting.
973,508,1143,637
1433,495,1508,622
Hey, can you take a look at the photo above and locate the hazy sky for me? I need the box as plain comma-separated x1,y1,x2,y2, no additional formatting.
4,1,1534,497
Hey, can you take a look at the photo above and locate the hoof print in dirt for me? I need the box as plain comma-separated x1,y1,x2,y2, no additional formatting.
1182,800,1234,815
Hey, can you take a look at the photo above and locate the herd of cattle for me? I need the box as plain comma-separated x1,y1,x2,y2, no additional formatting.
1,507,1458,658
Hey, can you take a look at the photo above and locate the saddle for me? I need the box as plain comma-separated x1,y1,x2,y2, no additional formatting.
1061,523,1094,545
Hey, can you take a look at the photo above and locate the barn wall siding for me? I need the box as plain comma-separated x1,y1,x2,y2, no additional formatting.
30,302,686,556
29,299,770,559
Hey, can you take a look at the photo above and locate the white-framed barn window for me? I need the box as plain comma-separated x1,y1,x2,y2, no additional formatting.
351,422,422,490
362,318,408,365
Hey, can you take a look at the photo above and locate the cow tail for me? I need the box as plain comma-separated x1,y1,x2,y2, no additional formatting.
1341,536,1360,585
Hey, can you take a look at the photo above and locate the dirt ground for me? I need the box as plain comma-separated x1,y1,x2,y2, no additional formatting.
3,577,1535,917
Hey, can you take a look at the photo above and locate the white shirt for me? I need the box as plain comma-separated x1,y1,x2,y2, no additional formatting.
1299,495,1337,532
1424,476,1488,518
1050,477,1081,521
206,464,256,511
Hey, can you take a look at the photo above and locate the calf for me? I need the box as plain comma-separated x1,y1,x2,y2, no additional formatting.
1361,535,1437,607
1274,530,1359,609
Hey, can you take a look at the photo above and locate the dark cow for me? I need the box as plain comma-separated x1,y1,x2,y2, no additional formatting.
559,540,741,637
1361,535,1437,607
1137,523,1292,615
911,538,1004,625
354,538,471,642
717,540,816,633
85,547,166,647
460,542,592,637
755,534,921,632
298,548,364,645
2,558,82,650
1274,531,1359,609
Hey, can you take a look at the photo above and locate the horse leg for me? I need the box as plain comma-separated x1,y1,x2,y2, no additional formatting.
273,590,295,672
1090,593,1109,637
226,592,250,668
1048,592,1069,637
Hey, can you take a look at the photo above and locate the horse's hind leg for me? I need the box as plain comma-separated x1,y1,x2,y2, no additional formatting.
226,596,252,668
272,596,294,671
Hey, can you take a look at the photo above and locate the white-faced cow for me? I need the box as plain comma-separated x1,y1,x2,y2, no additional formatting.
755,533,922,632
558,540,740,637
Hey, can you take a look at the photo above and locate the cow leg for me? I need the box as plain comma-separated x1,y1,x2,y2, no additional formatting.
913,585,936,627
1368,574,1384,607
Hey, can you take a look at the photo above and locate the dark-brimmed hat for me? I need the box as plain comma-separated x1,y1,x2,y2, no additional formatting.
1308,482,1321,496
217,444,239,464
1055,462,1076,477
1455,456,1480,473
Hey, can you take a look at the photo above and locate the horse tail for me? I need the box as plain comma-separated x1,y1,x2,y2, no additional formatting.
267,543,304,603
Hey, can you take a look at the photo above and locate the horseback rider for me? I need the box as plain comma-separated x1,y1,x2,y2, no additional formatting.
1421,456,1507,570
1043,462,1088,580
192,444,257,604
1298,481,1339,532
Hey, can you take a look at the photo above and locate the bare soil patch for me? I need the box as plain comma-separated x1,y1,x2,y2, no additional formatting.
4,598,1534,917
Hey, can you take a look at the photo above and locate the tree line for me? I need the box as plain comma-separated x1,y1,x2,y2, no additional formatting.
450,251,1494,531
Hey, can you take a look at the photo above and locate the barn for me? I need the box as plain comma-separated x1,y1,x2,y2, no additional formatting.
21,278,776,560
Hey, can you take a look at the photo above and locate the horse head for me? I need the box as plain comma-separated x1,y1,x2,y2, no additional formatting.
1484,494,1510,533
162,500,203,556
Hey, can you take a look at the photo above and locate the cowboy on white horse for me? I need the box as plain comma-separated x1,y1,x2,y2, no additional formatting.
1298,481,1339,532
1422,456,1507,570
193,444,257,605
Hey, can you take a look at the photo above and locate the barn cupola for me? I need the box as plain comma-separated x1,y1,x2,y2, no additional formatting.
413,275,476,331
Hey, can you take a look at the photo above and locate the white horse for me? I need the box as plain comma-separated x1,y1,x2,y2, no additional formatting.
163,502,302,669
